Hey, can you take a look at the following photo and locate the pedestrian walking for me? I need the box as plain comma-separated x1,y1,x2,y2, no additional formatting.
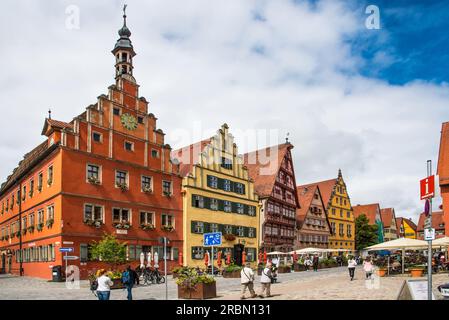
122,266,136,300
312,255,319,272
240,263,257,299
304,256,312,271
96,269,113,300
259,262,272,298
347,255,357,281
363,256,374,279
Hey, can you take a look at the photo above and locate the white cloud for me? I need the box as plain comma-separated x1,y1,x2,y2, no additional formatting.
0,0,447,222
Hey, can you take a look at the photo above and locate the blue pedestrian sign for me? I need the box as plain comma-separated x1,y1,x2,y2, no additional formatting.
59,247,74,253
204,232,222,246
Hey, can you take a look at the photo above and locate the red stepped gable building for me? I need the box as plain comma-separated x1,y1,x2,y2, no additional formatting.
243,143,300,252
417,211,446,240
0,10,183,279
295,185,331,249
437,121,449,237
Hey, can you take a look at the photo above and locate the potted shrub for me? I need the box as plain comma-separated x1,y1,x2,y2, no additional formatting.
176,267,217,299
163,191,172,197
172,266,190,279
409,266,425,278
27,225,35,233
222,263,242,278
142,185,153,193
36,222,44,231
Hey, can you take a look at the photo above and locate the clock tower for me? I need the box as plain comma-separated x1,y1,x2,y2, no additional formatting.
112,5,136,84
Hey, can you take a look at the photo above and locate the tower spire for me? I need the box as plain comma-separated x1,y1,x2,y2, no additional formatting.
112,4,136,83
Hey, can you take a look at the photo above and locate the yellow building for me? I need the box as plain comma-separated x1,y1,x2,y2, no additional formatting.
172,124,260,268
306,170,355,251
396,217,417,239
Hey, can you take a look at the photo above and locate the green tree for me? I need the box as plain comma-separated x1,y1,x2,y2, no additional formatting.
355,214,379,250
91,233,127,270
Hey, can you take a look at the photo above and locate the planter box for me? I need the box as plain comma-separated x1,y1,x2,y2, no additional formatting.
410,269,424,278
178,282,217,300
110,279,125,289
377,269,387,277
293,264,306,272
172,273,179,279
277,266,291,273
222,270,241,278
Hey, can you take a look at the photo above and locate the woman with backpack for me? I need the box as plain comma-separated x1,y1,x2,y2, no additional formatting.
122,266,136,300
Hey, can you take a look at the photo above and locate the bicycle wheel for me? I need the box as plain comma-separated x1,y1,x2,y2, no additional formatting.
157,275,165,284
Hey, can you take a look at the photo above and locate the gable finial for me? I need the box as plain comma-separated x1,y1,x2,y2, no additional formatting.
48,108,52,120
285,132,290,144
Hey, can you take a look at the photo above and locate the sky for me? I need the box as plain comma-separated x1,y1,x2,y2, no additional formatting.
1,0,449,223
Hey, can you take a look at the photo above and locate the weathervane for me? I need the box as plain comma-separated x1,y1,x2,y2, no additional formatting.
285,132,290,144
123,4,128,24
48,109,52,120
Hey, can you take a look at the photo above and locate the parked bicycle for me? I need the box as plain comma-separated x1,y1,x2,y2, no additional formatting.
138,267,165,285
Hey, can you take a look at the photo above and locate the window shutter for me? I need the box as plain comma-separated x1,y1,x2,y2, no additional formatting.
204,197,211,209
192,195,197,207
232,225,238,235
218,199,224,211
218,224,224,233
204,222,211,233
241,184,246,194
243,227,249,237
243,205,249,215
191,221,196,233
217,178,224,190
230,181,235,192
231,202,238,213
207,175,212,187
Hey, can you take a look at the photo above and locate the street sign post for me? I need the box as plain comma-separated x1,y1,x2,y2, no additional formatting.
424,228,436,241
420,175,435,200
421,161,434,301
59,248,74,253
204,232,222,277
63,256,79,261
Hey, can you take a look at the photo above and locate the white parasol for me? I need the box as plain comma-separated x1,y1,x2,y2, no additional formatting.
139,252,145,269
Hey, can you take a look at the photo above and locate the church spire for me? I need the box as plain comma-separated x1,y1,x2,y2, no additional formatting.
112,4,136,83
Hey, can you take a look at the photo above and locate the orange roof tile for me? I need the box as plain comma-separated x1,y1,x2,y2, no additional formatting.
242,143,292,198
380,208,395,228
417,211,445,231
41,118,74,136
296,185,317,223
353,203,381,225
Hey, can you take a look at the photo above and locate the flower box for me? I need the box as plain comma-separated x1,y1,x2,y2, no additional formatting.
116,183,128,191
377,268,388,277
88,176,101,185
409,268,424,278
161,225,174,232
110,278,126,289
141,224,155,231
46,219,54,228
84,219,102,228
177,282,217,300
142,186,153,193
163,191,172,197
113,222,131,229
36,223,44,231
293,264,306,272
223,234,236,241
27,226,35,233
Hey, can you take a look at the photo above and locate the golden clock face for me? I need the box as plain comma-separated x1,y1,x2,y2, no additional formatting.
120,113,138,130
